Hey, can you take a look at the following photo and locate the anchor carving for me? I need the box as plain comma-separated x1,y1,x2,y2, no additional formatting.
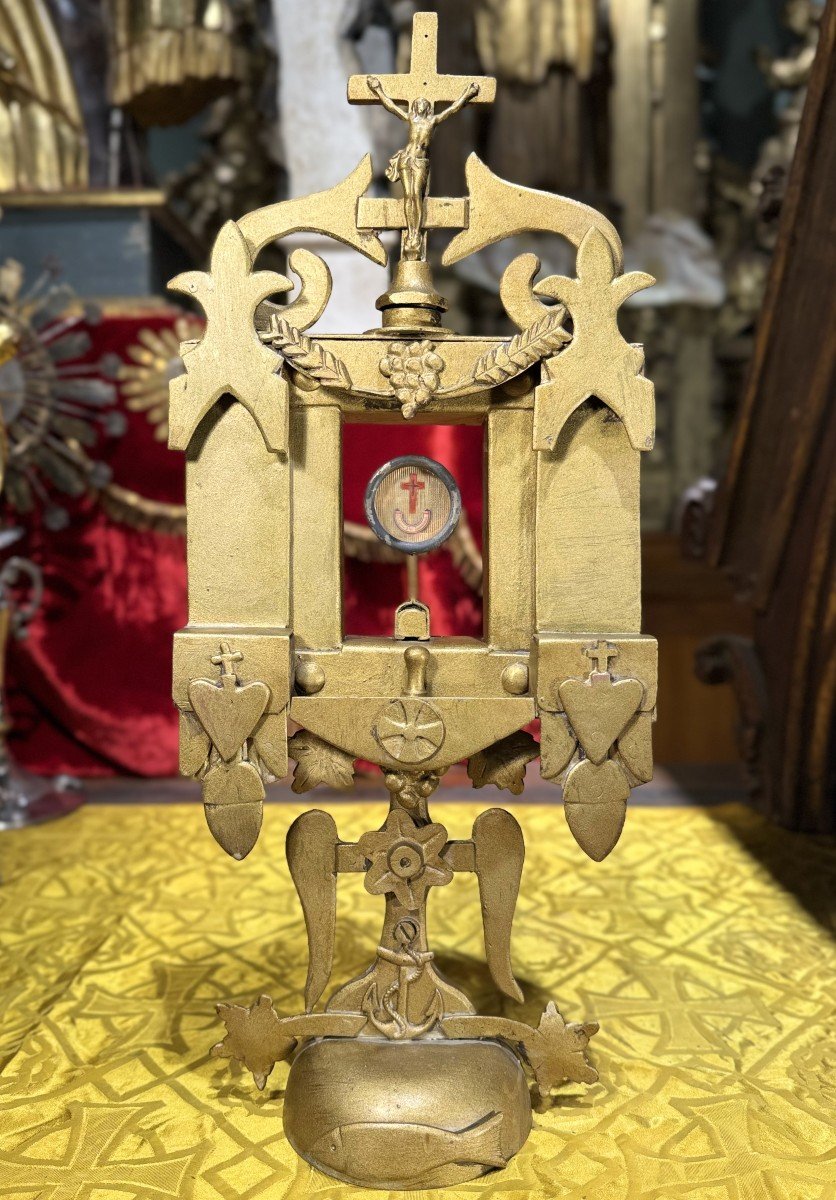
362,921,445,1040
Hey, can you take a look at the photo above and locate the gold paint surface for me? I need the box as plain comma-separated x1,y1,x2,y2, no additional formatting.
290,694,535,772
168,8,664,1184
294,639,531,698
357,196,469,231
443,155,623,272
285,1039,529,1187
536,405,641,633
394,601,431,640
531,230,654,453
534,633,658,711
173,629,291,712
347,13,496,106
185,403,291,628
485,409,535,650
290,405,342,651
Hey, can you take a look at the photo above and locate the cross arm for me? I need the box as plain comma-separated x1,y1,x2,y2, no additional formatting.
348,72,496,106
336,838,475,873
356,196,469,232
367,77,409,120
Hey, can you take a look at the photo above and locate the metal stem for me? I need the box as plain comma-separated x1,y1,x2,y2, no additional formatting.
406,554,420,601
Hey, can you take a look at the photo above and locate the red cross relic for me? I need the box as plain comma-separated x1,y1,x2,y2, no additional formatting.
364,455,461,555
401,471,426,515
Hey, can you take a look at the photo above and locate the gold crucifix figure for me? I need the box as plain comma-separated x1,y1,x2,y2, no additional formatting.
349,11,494,262
369,76,479,259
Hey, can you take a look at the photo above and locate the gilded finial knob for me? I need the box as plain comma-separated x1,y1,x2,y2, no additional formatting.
501,663,529,695
404,644,431,696
296,660,326,695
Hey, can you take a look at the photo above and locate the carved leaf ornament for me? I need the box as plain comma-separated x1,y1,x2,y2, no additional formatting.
288,730,356,793
526,1001,600,1094
212,995,295,1090
468,731,539,795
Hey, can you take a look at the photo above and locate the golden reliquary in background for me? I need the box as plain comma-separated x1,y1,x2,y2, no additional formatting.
170,12,658,1189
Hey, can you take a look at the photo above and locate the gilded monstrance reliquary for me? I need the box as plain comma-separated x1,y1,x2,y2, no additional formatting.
170,13,658,1190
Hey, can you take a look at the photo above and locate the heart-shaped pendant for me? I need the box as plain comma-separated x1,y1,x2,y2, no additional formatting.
617,712,653,783
189,676,270,762
563,758,630,861
179,710,210,777
202,760,265,859
539,712,577,780
559,675,643,764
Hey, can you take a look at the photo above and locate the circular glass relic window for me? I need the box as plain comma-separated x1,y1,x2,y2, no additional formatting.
364,455,461,555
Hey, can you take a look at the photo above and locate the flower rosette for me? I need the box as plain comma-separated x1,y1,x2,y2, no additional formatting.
358,809,453,910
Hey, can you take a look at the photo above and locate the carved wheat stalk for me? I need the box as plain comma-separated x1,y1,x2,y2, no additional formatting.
470,309,570,388
264,316,352,390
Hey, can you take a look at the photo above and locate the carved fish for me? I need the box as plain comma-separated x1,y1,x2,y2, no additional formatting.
309,1112,506,1184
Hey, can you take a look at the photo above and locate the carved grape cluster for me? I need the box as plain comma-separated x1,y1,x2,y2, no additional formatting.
379,339,444,418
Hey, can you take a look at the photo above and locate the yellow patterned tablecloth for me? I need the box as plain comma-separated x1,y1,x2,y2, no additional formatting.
1,800,835,1199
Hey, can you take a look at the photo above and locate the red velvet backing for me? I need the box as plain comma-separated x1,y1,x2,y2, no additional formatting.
6,313,484,776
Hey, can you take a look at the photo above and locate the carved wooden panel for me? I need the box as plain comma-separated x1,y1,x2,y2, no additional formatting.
707,0,836,829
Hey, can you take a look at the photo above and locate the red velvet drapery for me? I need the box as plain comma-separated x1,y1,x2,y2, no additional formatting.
7,311,484,776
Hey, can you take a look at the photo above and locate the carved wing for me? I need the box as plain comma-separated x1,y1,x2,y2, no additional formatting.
472,808,525,1003
286,810,339,1011
443,154,623,272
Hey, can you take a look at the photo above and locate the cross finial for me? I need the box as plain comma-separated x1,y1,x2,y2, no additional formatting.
348,12,495,108
585,640,618,676
212,641,243,678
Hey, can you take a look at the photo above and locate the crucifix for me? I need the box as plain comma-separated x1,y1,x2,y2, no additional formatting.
347,13,496,108
211,641,243,678
170,9,659,1190
349,12,494,261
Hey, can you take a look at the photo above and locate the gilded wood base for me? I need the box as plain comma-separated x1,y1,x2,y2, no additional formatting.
284,1037,532,1189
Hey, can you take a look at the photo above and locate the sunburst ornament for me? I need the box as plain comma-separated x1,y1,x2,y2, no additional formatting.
0,257,129,829
0,258,126,530
118,317,202,442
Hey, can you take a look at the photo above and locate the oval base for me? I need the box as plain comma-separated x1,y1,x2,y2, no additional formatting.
284,1036,532,1190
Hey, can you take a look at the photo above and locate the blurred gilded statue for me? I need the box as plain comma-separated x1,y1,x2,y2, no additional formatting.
0,0,88,191
0,0,250,192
